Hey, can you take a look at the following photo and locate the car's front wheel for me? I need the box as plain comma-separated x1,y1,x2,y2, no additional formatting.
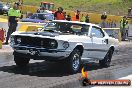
14,53,30,67
99,49,113,67
67,49,81,74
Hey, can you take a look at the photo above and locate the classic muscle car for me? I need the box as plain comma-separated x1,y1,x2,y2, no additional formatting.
10,20,119,73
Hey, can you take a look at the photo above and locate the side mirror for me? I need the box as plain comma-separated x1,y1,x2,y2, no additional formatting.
90,33,96,38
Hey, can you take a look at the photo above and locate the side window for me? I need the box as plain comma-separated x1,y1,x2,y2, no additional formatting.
81,25,89,35
30,14,37,19
70,24,89,35
91,27,104,38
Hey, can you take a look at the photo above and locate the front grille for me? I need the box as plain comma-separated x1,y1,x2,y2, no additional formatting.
14,36,58,49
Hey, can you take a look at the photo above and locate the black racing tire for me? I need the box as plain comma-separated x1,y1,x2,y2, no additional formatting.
67,49,81,74
14,53,30,67
99,49,113,67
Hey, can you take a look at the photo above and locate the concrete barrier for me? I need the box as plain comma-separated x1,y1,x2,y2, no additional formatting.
103,28,121,42
18,25,43,32
64,10,123,24
21,5,38,13
0,18,8,22
0,21,46,38
20,5,124,23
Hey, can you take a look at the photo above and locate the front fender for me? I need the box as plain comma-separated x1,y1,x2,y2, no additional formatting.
75,43,83,47
67,42,84,54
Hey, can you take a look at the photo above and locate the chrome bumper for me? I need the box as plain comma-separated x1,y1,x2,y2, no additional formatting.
12,45,72,60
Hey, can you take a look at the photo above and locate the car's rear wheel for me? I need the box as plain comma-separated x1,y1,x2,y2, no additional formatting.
67,49,81,74
99,49,113,67
14,53,30,67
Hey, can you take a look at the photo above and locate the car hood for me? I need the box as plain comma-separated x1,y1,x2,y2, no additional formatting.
12,31,82,41
12,31,59,37
21,18,44,23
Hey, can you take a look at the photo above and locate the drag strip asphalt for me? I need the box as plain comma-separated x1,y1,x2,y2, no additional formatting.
0,41,131,88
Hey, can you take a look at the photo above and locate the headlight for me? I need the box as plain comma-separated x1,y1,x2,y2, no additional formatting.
49,40,57,49
50,41,56,46
10,36,15,44
63,41,69,49
16,38,21,44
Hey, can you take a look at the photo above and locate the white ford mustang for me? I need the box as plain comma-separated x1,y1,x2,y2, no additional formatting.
10,20,119,73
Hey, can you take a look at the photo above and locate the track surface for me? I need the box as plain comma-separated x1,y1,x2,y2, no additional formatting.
0,41,132,88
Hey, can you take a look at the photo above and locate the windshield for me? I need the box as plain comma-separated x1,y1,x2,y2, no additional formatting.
38,14,45,20
42,22,90,35
30,14,37,19
29,14,54,20
0,3,3,7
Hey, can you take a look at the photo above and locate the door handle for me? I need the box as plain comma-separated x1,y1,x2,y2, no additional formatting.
102,39,108,44
105,39,108,44
106,39,108,44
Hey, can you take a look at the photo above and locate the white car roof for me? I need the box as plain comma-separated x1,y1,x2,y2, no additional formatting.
52,20,101,28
